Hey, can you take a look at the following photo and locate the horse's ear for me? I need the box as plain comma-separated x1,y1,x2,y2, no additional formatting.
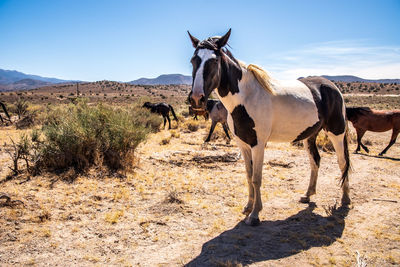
187,31,200,48
216,28,231,49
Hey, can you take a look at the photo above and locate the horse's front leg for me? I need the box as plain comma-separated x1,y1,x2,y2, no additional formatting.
204,121,217,143
245,144,265,226
238,144,253,216
222,123,231,141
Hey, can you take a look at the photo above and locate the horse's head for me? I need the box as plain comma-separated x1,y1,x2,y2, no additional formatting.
187,29,231,112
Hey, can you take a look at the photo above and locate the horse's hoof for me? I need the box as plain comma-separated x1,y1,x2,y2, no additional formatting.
242,207,252,216
378,152,384,156
245,217,260,226
299,196,310,203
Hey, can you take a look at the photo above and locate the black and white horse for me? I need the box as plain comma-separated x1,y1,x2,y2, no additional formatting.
203,99,230,143
142,102,178,129
188,29,351,226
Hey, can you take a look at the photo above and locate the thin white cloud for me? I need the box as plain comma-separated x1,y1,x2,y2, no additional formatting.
264,40,400,80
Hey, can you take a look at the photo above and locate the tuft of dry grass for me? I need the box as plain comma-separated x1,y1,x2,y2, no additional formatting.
186,120,200,132
104,210,124,224
316,132,335,152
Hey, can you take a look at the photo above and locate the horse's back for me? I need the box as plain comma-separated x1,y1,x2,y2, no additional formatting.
266,79,320,142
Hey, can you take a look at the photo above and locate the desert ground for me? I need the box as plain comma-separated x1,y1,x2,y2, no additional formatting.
1,100,399,266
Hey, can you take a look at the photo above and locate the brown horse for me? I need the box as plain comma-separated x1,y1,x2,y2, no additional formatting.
346,107,400,155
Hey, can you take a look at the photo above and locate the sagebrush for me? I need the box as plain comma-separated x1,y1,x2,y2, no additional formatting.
31,101,162,172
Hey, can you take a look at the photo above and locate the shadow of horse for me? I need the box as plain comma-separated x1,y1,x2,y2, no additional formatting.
354,151,400,161
186,203,349,266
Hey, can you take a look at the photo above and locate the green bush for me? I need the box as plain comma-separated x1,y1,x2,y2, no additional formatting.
36,100,161,172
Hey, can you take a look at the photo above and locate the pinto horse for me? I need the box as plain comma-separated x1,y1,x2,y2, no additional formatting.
187,29,351,226
142,102,178,129
346,107,400,156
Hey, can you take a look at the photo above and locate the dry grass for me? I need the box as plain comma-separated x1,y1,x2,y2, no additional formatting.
1,96,400,266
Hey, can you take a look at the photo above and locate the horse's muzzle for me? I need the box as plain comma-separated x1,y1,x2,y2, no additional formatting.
188,91,206,112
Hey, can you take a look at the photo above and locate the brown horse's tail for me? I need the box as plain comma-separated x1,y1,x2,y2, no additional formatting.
341,124,352,187
168,104,178,122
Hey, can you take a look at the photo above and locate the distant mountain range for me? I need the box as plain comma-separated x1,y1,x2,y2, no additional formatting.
0,69,79,91
321,75,400,84
2,68,399,92
129,74,191,85
0,69,74,84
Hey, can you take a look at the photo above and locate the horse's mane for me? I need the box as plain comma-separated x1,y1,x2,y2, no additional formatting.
246,64,275,95
223,48,275,95
197,37,275,95
346,107,372,120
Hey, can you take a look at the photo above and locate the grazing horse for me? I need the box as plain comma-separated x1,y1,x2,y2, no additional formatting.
187,29,351,226
204,99,231,143
0,101,11,124
142,102,178,129
346,107,400,156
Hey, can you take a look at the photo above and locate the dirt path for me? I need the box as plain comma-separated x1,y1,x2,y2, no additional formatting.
0,123,399,266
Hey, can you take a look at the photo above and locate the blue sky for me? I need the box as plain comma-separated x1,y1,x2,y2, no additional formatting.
0,0,399,81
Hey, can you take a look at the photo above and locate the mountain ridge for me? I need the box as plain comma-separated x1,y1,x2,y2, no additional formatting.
129,74,191,85
321,75,400,84
0,69,75,84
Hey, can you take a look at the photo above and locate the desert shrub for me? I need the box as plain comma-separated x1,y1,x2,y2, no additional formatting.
35,100,161,172
10,98,29,119
186,120,200,132
291,132,335,152
160,136,171,145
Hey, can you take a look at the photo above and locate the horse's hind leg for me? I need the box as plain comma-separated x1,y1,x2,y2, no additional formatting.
300,134,320,203
163,116,167,129
167,115,171,129
355,128,368,153
379,129,399,156
327,131,351,206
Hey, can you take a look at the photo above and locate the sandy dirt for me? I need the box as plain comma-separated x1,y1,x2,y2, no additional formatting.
0,120,399,266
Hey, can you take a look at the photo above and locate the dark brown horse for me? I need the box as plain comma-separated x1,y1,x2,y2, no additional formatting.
142,102,178,129
346,107,400,155
0,101,11,124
